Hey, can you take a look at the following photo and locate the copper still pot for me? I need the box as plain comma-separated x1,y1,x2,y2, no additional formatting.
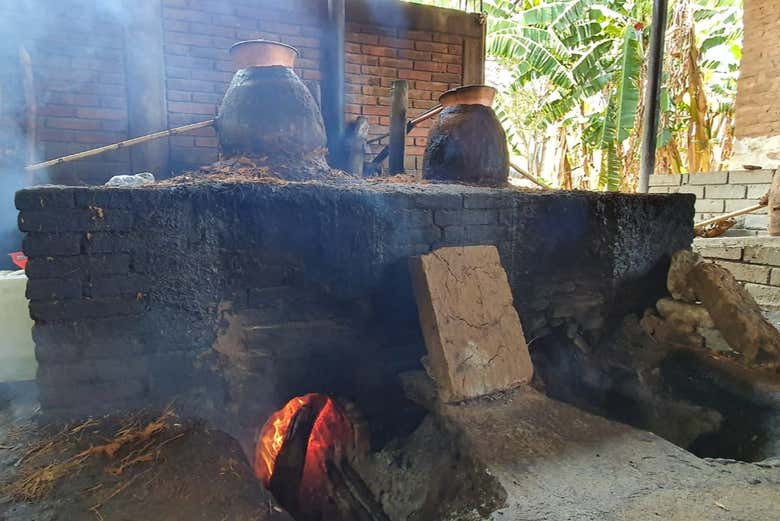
423,85,509,186
216,40,327,159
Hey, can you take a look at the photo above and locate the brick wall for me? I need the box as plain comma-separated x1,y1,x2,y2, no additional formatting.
161,0,475,173
1,0,483,184
345,24,464,172
161,0,328,170
731,0,780,168
0,0,131,185
648,170,776,234
694,236,780,309
735,0,780,141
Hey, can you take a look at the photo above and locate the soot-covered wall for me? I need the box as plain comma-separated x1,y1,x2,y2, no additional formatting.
16,181,694,418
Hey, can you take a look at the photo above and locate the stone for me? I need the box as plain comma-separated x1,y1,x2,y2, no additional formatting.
656,297,714,329
667,250,702,303
410,246,533,402
698,326,734,353
640,310,704,349
689,262,780,364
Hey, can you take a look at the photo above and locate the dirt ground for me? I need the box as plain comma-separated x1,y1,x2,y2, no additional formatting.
1,381,779,521
445,388,780,521
0,383,291,521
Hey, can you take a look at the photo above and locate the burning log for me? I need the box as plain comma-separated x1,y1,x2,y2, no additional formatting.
267,395,329,512
255,394,375,521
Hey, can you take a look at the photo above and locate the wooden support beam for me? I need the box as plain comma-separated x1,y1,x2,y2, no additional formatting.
389,80,408,174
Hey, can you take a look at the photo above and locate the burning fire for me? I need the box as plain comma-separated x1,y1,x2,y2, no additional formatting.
255,394,354,506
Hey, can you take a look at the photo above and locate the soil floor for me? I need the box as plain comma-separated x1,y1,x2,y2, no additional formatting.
445,388,780,521
1,381,778,521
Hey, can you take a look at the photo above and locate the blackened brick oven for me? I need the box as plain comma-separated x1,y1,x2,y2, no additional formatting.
17,181,693,442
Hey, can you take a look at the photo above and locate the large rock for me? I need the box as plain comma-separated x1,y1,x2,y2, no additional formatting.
689,262,780,364
667,250,701,302
656,297,714,329
409,246,533,402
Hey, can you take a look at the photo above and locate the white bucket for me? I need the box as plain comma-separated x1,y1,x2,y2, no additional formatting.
0,271,36,382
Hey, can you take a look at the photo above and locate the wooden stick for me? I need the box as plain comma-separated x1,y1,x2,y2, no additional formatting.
25,119,215,172
19,46,37,172
389,80,408,174
694,203,766,229
510,162,550,189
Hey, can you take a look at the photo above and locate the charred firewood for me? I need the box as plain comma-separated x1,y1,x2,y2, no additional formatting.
325,457,391,521
268,396,329,512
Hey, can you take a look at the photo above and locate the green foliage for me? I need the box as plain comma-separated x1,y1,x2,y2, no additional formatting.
405,0,743,189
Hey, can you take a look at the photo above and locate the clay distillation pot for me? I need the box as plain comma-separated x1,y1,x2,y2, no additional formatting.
422,85,509,186
216,40,327,159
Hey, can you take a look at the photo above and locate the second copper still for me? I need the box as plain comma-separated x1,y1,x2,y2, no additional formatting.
422,85,509,186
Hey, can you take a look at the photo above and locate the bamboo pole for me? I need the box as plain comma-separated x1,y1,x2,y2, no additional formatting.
694,204,766,230
24,119,216,172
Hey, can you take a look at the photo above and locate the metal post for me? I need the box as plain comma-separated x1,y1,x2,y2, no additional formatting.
322,0,346,167
639,0,669,193
389,80,408,174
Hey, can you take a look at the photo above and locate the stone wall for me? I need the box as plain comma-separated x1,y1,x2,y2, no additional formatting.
0,0,484,184
648,170,775,234
16,182,693,418
694,236,780,309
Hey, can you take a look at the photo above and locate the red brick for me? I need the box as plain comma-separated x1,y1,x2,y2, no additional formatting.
195,137,218,147
346,52,377,65
39,105,78,117
76,108,126,120
45,117,101,130
75,131,126,144
163,7,209,23
379,36,415,49
433,33,463,45
362,86,391,97
362,45,397,58
168,101,217,115
415,80,450,93
399,69,432,81
346,94,379,105
379,57,413,70
432,52,460,64
347,32,379,45
165,31,212,47
399,30,432,41
400,50,433,63
415,41,449,53
432,72,462,83
415,62,447,73
362,106,388,116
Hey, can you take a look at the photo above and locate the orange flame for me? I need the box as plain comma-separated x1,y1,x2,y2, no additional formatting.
254,394,354,493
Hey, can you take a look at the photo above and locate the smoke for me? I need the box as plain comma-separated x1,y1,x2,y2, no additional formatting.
0,0,130,268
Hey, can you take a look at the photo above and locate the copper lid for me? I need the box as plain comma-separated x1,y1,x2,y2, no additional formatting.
229,40,299,69
439,85,497,108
